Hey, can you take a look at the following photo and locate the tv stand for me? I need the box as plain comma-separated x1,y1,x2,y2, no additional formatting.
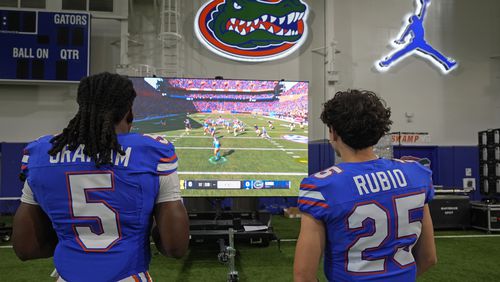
217,228,238,282
188,209,278,246
187,198,280,281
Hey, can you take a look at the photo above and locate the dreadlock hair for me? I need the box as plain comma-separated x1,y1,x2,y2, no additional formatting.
48,72,137,166
320,89,392,150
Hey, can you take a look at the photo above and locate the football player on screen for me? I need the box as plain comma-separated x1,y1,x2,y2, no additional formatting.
268,120,274,129
294,90,436,282
184,118,192,135
226,120,231,133
213,136,221,161
203,119,210,135
12,73,189,282
233,121,240,137
254,124,261,136
261,126,271,139
210,125,217,137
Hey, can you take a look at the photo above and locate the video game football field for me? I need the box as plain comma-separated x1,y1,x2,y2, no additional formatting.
132,112,308,197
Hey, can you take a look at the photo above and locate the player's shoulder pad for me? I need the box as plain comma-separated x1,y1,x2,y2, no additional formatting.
136,133,177,163
300,165,344,189
309,165,344,181
393,158,432,175
24,134,53,153
413,161,432,175
140,133,173,146
21,135,53,178
299,171,336,210
135,133,174,150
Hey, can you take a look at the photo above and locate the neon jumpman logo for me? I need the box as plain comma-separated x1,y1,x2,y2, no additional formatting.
377,0,457,73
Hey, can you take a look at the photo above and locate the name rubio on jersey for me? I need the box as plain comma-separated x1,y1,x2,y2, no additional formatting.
353,169,407,196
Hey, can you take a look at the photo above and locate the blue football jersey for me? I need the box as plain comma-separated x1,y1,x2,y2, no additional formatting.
21,133,178,282
298,158,434,282
213,140,220,149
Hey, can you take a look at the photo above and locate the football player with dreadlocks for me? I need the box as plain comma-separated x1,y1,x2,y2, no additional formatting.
13,72,189,282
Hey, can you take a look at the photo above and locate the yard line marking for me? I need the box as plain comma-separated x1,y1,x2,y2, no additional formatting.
433,234,500,239
178,172,307,176
175,147,306,151
163,135,300,140
262,134,299,161
292,156,300,158
180,130,306,134
0,197,21,200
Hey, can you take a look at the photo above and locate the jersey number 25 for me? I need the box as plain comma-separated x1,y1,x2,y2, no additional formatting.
346,192,425,274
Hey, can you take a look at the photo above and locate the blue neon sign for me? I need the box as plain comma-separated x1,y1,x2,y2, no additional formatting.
376,0,457,74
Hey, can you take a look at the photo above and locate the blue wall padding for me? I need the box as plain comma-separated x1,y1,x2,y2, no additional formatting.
1,143,27,197
0,141,482,214
393,145,481,201
435,147,454,186
446,146,480,200
308,139,335,175
393,146,439,183
0,142,27,213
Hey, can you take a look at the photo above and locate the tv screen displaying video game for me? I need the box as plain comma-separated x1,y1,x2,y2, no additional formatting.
130,77,308,197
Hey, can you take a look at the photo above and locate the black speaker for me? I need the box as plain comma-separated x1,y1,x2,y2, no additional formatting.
429,195,470,229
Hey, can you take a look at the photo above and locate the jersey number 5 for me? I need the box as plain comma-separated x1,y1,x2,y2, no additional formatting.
67,172,121,252
346,192,426,274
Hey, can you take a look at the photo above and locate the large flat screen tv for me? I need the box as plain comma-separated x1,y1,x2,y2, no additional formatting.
130,77,308,197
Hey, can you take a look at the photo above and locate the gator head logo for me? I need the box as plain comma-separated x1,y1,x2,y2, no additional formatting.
195,0,309,62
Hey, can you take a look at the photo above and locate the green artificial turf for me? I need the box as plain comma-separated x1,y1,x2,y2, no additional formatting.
1,215,500,281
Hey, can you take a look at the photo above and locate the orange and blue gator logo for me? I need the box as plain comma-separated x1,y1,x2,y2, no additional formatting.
194,0,309,62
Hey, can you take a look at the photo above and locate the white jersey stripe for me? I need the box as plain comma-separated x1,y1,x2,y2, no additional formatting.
157,162,178,172
299,190,325,201
138,273,147,281
332,166,342,173
57,272,150,282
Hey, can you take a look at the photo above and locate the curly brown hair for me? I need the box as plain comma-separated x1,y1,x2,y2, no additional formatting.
320,89,392,150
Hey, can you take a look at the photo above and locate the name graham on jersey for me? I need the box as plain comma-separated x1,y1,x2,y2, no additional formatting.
49,145,132,167
353,169,408,196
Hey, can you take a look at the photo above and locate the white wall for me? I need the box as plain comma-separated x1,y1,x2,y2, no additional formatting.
0,84,77,142
0,17,121,142
0,0,331,142
2,0,496,145
128,0,330,141
333,0,500,145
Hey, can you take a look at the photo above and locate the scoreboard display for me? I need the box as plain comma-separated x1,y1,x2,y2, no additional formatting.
0,9,90,83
